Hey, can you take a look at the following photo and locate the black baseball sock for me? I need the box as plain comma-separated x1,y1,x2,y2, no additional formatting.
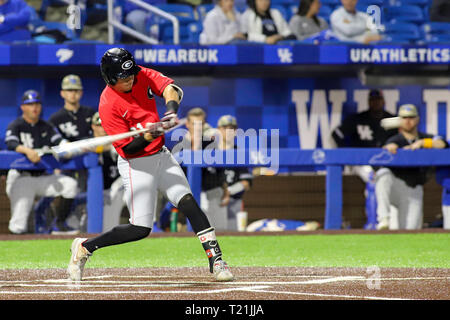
82,224,151,253
177,193,211,233
177,193,224,272
197,227,223,273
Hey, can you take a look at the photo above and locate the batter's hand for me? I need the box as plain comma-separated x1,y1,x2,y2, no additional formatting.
145,122,164,140
161,111,178,130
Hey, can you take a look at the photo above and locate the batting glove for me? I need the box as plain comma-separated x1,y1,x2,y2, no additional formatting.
145,122,165,137
161,111,178,130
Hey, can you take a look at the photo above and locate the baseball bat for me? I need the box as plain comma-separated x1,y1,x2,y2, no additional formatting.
380,117,401,130
51,118,187,159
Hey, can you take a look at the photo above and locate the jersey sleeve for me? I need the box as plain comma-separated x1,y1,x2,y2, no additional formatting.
140,66,174,97
4,120,20,150
46,123,63,146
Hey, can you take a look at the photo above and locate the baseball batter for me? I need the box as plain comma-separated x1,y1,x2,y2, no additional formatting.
67,48,233,282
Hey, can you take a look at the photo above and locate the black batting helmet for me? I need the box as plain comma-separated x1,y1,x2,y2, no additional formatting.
100,48,141,85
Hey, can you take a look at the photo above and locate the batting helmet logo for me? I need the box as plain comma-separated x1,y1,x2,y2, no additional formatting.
122,60,134,70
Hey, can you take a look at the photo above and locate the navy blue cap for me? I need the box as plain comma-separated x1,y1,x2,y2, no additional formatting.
21,90,41,104
369,89,383,99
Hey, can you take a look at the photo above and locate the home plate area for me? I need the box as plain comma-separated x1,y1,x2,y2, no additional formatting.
0,267,448,300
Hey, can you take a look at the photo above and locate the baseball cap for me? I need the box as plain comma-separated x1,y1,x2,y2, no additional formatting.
398,104,418,118
21,90,41,104
61,74,83,90
218,115,237,128
369,89,383,99
92,112,101,125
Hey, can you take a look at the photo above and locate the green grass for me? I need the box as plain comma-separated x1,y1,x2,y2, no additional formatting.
0,233,449,269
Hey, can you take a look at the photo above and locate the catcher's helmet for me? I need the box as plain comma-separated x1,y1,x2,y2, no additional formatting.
100,48,141,85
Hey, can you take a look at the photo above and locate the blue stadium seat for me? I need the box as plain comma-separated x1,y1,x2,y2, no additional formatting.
383,21,421,41
196,4,215,21
421,33,450,43
355,0,386,14
420,22,450,43
318,5,332,21
158,21,202,44
288,4,298,20
271,0,297,6
386,0,429,6
320,0,340,7
420,22,450,35
235,2,247,12
272,4,290,21
385,5,425,23
357,0,385,5
146,4,201,44
155,4,197,23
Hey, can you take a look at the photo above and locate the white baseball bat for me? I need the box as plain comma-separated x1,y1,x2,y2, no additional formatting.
51,118,187,159
380,117,401,130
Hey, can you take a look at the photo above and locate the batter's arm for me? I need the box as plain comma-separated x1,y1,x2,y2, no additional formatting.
161,84,183,129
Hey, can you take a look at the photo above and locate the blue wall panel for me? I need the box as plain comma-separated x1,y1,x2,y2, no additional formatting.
1,75,450,152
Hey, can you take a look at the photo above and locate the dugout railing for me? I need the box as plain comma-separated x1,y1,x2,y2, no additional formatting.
2,148,450,233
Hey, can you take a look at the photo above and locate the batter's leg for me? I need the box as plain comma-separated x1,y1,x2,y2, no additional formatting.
158,150,233,281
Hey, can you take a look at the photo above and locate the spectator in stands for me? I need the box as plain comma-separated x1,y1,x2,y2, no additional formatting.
199,0,246,44
89,112,125,233
4,90,78,234
429,0,450,22
124,0,166,37
289,0,329,41
0,0,32,41
240,0,296,44
375,104,449,230
330,0,381,44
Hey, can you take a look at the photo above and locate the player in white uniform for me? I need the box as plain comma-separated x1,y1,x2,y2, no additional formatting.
375,104,449,229
4,90,78,234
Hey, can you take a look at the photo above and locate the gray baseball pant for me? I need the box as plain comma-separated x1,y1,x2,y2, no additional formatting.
375,168,423,230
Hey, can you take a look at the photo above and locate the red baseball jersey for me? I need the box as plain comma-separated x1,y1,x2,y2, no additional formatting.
99,65,174,159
